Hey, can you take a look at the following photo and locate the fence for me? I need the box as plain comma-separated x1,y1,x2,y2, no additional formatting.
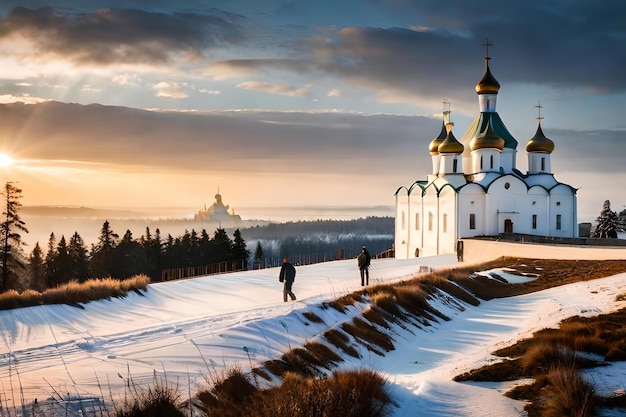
159,247,393,281
161,260,248,281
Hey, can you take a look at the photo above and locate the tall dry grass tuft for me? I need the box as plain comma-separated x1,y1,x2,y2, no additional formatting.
115,371,185,417
539,365,595,417
195,367,257,416
341,317,395,354
520,341,576,374
324,328,361,358
303,341,344,369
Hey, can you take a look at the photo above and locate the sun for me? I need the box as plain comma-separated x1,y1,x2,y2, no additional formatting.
0,153,13,168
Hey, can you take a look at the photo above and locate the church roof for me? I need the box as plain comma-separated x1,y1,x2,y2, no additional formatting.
526,123,555,153
461,111,518,153
428,122,447,154
475,62,500,94
438,130,464,154
470,120,505,151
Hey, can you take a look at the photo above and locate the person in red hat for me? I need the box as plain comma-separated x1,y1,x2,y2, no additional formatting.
278,257,297,302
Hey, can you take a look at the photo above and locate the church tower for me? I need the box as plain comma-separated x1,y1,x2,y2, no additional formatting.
526,103,555,174
461,39,518,174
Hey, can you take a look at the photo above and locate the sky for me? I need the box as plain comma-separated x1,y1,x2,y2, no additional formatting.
0,1,625,221
1,254,625,416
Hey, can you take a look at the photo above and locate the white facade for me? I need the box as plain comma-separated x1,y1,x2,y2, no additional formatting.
394,56,578,259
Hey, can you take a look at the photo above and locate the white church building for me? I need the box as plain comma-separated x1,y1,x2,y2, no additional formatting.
394,51,578,259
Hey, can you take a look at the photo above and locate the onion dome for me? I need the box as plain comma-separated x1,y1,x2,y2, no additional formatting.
428,123,447,155
475,62,500,94
526,123,554,153
470,120,505,151
438,130,464,154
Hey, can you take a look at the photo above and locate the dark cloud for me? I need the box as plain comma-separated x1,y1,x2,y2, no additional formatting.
0,101,436,176
206,1,626,101
0,6,248,65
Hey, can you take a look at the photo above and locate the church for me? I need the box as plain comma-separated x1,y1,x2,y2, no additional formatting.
394,49,578,259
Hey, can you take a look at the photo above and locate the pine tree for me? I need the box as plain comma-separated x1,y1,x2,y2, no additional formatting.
0,182,29,291
69,232,89,282
211,228,233,263
44,233,57,288
254,241,264,263
29,242,46,292
231,229,250,270
89,220,119,278
592,200,621,238
54,235,72,285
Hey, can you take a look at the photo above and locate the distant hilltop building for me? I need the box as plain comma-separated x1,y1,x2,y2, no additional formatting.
395,43,578,258
195,190,242,223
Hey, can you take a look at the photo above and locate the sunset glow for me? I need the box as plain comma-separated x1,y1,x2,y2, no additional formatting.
0,153,13,168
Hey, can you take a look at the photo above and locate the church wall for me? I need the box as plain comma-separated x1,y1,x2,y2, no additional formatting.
487,176,527,234
421,186,439,256
500,148,516,173
528,186,550,236
528,153,552,174
458,184,486,237
438,186,458,254
548,185,578,238
408,190,424,257
394,189,410,259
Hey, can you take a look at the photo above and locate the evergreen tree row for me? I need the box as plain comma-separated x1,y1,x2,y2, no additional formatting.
28,221,250,291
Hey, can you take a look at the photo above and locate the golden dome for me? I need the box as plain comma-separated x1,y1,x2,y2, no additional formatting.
526,124,554,153
475,64,500,94
438,130,464,154
428,123,447,154
470,120,505,151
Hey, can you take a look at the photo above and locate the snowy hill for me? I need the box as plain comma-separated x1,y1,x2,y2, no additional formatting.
1,254,625,416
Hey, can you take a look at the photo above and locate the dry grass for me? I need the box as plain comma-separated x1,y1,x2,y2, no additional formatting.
0,275,150,310
324,328,361,358
194,368,391,417
114,371,186,417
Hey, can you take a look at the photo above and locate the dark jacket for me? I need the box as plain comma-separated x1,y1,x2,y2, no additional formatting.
357,249,371,269
279,262,296,283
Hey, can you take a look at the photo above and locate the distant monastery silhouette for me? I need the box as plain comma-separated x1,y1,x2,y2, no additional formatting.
394,46,577,258
195,189,241,224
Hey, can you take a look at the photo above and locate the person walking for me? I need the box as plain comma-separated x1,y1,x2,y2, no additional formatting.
279,257,297,302
357,246,371,286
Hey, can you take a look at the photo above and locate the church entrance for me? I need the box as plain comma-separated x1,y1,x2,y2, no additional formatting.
504,219,513,233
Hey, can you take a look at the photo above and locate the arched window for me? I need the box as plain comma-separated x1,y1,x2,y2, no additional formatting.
453,158,458,173
443,213,447,233
490,154,494,169
541,157,545,171
480,156,483,170
401,211,406,230
428,212,433,231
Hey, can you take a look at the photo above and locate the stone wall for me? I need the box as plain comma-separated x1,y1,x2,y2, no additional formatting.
460,238,626,265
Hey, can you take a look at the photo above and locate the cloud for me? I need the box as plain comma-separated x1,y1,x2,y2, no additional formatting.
153,81,189,99
0,6,248,66
112,73,141,86
0,94,49,104
236,81,310,97
199,89,221,95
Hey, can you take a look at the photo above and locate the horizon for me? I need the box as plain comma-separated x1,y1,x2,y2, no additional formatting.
0,1,625,229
